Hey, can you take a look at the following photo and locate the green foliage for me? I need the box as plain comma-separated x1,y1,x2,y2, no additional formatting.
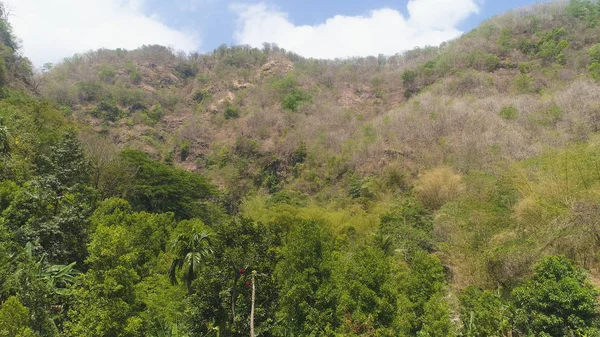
418,294,455,337
129,68,142,84
144,105,164,125
467,52,500,72
589,43,600,63
590,62,600,81
275,220,335,335
459,287,510,336
174,62,198,79
379,198,434,256
512,256,600,336
281,89,311,111
514,74,537,94
192,89,207,103
567,0,600,26
179,139,191,161
76,82,103,102
332,246,407,336
98,65,116,83
224,103,239,119
0,296,36,337
169,230,212,293
119,150,216,219
402,70,418,87
499,106,518,120
272,74,311,111
536,29,570,64
91,100,124,122
5,2,600,336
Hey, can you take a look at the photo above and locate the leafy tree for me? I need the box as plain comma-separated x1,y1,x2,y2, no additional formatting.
332,246,405,335
119,150,216,220
512,256,600,336
2,133,95,263
406,251,447,334
378,198,434,257
274,220,335,336
36,132,91,192
65,223,143,337
0,296,36,337
418,294,455,337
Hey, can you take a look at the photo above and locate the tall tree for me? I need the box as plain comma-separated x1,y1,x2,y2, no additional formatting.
169,231,213,293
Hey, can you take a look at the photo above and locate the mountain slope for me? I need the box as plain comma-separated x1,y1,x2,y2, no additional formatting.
2,0,600,336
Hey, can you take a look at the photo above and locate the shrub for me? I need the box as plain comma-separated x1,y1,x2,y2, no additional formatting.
98,65,116,82
290,142,307,165
180,139,191,161
589,44,600,63
590,62,600,81
175,62,197,78
119,150,216,219
129,69,142,84
281,89,311,111
535,28,569,64
459,287,511,337
145,105,164,124
518,62,533,74
414,167,464,209
91,101,123,122
192,89,207,103
77,81,103,102
224,103,239,119
499,106,518,120
514,74,537,94
196,72,210,84
402,70,418,87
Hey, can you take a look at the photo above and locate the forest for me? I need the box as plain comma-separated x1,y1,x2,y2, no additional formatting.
3,0,600,336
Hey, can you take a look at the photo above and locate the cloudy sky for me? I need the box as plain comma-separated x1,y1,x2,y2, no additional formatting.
4,0,548,67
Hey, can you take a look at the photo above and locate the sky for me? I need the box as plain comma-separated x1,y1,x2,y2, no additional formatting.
4,0,551,67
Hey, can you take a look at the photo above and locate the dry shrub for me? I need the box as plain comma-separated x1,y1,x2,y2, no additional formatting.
415,167,465,209
513,196,545,229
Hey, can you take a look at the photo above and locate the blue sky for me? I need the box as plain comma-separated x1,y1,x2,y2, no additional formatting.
148,0,549,53
6,0,551,66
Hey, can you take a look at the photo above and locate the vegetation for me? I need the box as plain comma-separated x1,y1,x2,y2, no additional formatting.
2,0,600,336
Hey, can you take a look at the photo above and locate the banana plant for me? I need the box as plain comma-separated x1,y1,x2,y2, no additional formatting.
23,242,80,296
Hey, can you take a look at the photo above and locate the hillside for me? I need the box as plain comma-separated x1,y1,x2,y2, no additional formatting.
2,0,600,336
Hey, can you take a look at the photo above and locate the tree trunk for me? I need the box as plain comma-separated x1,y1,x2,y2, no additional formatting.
250,272,255,337
232,288,236,323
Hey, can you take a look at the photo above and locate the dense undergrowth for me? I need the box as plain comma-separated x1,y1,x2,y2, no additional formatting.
2,0,600,336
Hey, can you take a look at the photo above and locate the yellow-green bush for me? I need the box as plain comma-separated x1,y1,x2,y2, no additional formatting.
415,167,465,209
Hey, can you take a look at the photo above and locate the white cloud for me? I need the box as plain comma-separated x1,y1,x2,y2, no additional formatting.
231,0,479,59
4,0,201,67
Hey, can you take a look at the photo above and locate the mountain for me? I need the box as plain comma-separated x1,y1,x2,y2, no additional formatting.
1,0,600,336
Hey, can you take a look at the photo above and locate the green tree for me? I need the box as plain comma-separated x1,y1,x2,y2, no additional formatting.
0,296,36,337
65,224,142,337
459,286,510,337
274,220,335,336
512,256,600,336
119,150,216,220
169,231,213,293
332,246,405,336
